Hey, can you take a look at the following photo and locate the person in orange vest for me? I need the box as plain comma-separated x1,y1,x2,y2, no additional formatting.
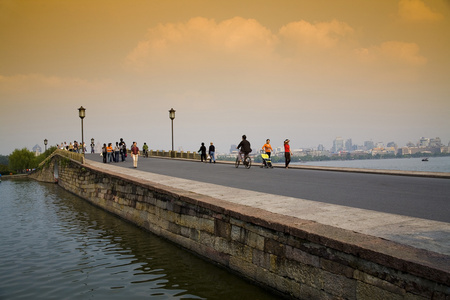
261,139,273,167
106,143,113,163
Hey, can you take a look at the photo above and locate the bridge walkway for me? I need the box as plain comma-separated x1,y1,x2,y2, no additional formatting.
84,156,450,257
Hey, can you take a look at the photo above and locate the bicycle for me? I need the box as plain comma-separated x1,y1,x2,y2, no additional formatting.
235,153,252,169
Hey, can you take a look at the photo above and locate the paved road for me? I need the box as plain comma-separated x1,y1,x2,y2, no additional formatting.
85,154,450,223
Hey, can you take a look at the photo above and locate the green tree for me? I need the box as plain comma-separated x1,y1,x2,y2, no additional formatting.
35,146,57,165
0,155,8,165
0,164,11,175
8,148,37,172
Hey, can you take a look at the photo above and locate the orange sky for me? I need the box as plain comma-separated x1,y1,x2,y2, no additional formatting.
1,0,449,155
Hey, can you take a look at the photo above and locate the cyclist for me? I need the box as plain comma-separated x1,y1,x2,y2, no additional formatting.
142,142,149,157
237,135,252,163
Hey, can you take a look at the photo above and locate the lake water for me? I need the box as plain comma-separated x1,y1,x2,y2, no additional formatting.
0,179,278,300
294,156,450,173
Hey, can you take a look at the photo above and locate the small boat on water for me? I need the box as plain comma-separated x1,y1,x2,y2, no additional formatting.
422,158,429,161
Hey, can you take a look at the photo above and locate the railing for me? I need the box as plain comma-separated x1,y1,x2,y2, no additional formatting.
148,150,201,160
38,149,85,167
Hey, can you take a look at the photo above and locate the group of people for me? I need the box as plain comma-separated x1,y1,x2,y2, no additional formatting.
97,136,293,169
101,139,141,168
198,135,293,168
236,135,293,169
198,142,216,163
101,138,127,163
59,141,86,153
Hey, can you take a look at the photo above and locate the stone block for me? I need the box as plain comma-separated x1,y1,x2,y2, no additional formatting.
252,248,271,270
246,230,265,251
321,268,357,299
265,238,285,256
354,270,405,297
214,218,230,239
229,256,257,280
321,257,354,279
231,224,244,243
285,245,320,268
356,280,403,300
214,236,232,255
198,231,215,247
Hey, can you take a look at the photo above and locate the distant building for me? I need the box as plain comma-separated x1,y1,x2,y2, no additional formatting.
32,144,42,156
386,142,397,149
345,139,352,152
429,137,442,147
418,137,430,147
332,137,344,153
364,141,375,151
229,144,237,154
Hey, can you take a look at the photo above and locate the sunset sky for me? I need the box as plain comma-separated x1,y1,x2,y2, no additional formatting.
1,0,449,155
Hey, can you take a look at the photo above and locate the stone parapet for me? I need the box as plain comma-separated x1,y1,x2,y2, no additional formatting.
149,150,201,160
31,153,450,299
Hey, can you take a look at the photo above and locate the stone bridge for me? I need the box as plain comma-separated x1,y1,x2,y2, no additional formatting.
29,150,450,299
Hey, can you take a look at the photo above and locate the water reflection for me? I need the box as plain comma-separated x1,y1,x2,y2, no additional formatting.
0,180,279,299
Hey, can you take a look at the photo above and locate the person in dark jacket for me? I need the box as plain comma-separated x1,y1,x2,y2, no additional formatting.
237,135,251,162
198,142,207,162
102,143,107,163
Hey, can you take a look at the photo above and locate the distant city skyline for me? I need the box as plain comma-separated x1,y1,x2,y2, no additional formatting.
1,1,449,156
19,135,450,157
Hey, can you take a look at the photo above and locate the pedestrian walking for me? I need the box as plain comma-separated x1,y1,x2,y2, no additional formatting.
198,142,207,162
119,138,127,162
102,143,107,163
107,143,113,163
284,139,292,169
208,142,216,163
131,142,139,168
114,142,120,162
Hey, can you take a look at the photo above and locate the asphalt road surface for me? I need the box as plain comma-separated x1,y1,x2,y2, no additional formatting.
85,154,450,223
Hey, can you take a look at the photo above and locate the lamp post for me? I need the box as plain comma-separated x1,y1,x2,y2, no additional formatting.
169,108,176,152
78,106,86,155
91,138,95,154
44,139,48,152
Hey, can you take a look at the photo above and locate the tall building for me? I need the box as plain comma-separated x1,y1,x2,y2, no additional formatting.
430,137,442,147
364,141,375,151
418,137,430,147
345,139,352,151
332,137,344,153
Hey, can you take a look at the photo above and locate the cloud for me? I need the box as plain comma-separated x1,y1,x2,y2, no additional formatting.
0,74,112,96
398,0,444,22
124,17,427,84
355,41,427,66
124,17,277,73
278,19,354,50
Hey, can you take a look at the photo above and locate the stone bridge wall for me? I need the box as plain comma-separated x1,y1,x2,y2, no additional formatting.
30,154,450,299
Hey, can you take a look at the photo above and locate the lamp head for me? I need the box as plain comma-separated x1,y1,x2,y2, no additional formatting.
169,108,176,120
78,106,86,119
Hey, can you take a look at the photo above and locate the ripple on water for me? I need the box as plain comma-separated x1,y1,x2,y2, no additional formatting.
0,180,278,300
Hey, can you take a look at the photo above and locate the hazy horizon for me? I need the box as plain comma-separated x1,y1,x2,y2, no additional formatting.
1,0,449,156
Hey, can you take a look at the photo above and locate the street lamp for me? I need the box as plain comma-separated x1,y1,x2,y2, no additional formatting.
169,108,176,152
44,139,48,152
78,106,86,155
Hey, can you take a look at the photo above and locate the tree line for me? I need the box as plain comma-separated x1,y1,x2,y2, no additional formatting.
0,146,57,175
